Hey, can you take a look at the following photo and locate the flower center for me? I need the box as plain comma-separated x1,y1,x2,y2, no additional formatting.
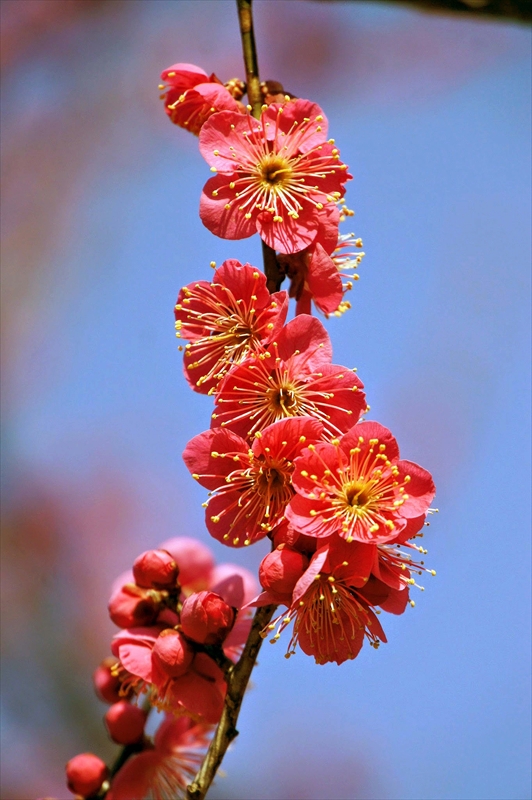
267,576,379,664
256,466,288,495
257,153,293,189
344,481,373,509
267,384,299,415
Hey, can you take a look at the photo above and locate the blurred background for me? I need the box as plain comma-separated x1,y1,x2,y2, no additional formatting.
1,1,530,798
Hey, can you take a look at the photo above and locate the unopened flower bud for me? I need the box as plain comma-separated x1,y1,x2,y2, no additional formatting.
132,549,179,589
271,521,317,554
93,657,129,704
65,753,109,797
260,79,294,105
180,590,235,645
104,700,147,745
152,629,194,678
259,547,309,595
108,584,160,628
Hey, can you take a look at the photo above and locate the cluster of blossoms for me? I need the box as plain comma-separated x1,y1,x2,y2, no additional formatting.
65,537,258,799
62,60,436,800
165,60,436,664
162,61,365,317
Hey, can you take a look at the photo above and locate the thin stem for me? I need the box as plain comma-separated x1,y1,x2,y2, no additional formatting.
186,604,277,800
237,0,284,293
236,0,262,117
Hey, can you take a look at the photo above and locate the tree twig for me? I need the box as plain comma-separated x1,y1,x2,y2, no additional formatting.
352,0,532,23
237,0,284,293
186,604,277,800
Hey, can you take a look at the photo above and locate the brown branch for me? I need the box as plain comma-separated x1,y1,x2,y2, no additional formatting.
311,0,532,24
237,0,284,293
186,604,278,800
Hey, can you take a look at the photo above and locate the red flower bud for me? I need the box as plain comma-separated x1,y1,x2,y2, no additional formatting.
180,590,235,645
132,549,179,589
65,753,109,797
152,629,194,678
93,657,127,704
259,547,309,595
158,537,215,591
108,584,159,628
104,700,147,745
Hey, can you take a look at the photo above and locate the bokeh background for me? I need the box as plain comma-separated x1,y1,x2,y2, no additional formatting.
1,1,530,798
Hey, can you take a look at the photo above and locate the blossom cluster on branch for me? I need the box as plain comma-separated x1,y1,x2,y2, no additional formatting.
59,56,437,800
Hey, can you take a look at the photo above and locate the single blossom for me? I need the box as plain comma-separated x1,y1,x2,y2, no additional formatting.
287,421,436,544
175,259,288,394
159,62,243,135
183,417,324,547
199,98,351,253
107,715,213,800
280,204,365,317
211,314,366,439
262,536,406,664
